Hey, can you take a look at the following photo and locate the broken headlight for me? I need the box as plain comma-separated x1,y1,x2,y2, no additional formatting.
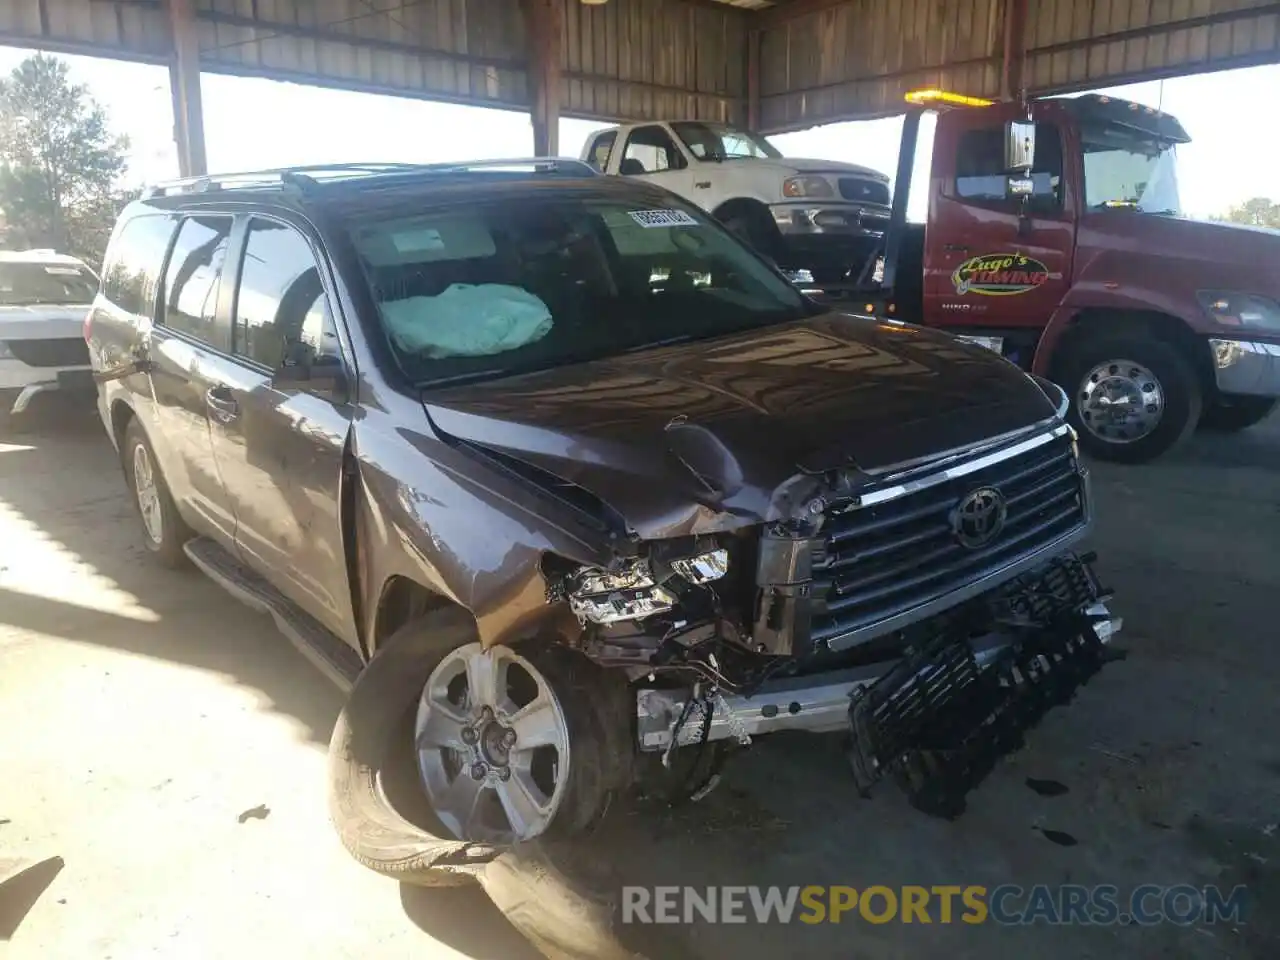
568,560,677,625
567,547,730,625
670,548,729,584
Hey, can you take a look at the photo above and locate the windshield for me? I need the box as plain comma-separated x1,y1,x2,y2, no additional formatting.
346,195,811,387
0,261,97,306
1080,123,1182,215
670,122,783,162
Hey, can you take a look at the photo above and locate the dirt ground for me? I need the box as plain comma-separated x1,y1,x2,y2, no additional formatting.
2,402,1278,960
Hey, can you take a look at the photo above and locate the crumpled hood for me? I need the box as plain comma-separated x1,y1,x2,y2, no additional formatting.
422,314,1056,539
0,304,91,341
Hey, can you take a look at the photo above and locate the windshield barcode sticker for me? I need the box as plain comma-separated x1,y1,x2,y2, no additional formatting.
628,209,699,229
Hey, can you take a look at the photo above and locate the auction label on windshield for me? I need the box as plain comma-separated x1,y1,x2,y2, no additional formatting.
952,252,1051,296
629,209,699,228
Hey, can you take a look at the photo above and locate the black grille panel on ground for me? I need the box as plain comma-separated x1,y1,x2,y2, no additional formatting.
6,338,89,367
812,433,1084,644
837,178,891,206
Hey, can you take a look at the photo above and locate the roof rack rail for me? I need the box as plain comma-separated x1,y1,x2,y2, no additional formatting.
141,157,596,199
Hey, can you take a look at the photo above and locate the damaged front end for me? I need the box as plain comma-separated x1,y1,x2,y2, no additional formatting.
545,421,1122,817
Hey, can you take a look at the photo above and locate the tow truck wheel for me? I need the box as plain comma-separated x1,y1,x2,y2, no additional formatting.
1198,395,1277,433
329,609,624,886
1060,335,1201,463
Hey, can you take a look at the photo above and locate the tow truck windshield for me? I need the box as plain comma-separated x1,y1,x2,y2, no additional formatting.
1080,123,1182,216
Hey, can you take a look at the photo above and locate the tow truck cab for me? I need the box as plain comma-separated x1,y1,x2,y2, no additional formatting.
859,90,1280,463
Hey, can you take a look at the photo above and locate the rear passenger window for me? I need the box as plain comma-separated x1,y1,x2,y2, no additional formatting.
161,216,233,344
102,214,175,317
233,218,335,371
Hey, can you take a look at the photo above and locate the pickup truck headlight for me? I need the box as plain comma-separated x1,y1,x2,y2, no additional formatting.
782,176,835,199
1198,291,1280,332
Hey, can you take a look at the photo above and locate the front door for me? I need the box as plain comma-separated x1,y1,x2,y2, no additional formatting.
616,125,695,203
923,111,1076,361
201,215,358,644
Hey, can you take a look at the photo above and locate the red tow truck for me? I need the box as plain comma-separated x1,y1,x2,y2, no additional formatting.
817,88,1280,463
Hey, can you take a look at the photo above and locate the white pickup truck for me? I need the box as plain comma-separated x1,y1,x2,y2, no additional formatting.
580,119,891,282
0,249,98,428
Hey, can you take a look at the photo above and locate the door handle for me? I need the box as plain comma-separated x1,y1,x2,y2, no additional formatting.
944,243,970,253
205,385,239,423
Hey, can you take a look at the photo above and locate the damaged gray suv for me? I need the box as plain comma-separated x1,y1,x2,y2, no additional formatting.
88,160,1120,879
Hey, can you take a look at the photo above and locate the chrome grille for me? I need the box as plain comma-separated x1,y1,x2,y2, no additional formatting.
837,178,890,206
812,432,1086,645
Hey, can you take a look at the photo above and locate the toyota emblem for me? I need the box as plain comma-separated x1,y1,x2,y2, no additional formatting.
952,486,1007,549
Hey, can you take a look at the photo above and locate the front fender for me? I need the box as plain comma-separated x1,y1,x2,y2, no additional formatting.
1032,281,1206,376
350,397,613,652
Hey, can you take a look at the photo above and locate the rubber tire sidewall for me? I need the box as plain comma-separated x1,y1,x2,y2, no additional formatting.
1061,335,1202,464
722,210,783,264
327,610,626,886
1198,395,1277,433
122,418,192,567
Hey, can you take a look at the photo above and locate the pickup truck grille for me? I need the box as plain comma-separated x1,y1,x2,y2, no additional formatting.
838,178,890,206
811,432,1085,646
5,338,89,367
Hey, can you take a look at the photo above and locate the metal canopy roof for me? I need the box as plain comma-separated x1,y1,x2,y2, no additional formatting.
0,0,1276,134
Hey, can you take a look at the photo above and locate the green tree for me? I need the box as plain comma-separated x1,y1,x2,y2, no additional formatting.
1220,197,1280,229
0,53,131,267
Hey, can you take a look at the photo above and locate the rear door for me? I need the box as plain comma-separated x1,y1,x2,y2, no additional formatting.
148,212,239,544
199,213,358,642
923,110,1075,350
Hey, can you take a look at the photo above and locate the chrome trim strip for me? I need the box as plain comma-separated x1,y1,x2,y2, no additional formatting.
822,516,1091,652
861,416,1059,481
856,423,1072,509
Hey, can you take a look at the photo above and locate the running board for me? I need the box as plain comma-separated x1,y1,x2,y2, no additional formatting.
183,537,364,693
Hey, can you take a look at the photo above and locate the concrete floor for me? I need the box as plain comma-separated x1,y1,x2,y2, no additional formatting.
1,406,1278,959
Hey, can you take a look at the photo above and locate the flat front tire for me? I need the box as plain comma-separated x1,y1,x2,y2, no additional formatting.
122,418,192,566
327,608,625,886
1061,335,1202,464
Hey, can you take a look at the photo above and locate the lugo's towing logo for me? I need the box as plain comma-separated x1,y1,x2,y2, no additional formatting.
952,252,1050,296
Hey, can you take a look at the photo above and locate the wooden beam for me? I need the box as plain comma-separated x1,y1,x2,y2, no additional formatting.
746,29,761,129
752,0,850,32
166,0,206,177
521,0,562,157
1001,0,1027,101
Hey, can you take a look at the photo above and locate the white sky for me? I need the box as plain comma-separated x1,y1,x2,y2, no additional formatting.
0,44,1275,220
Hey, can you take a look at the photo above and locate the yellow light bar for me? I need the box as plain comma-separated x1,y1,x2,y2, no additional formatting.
904,88,995,108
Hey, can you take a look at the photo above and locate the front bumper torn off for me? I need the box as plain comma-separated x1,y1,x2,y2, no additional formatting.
636,553,1121,817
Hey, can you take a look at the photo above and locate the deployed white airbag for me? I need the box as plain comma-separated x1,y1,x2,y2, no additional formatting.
380,283,553,358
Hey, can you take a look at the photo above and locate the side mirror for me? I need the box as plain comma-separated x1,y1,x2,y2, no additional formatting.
1004,120,1036,172
273,352,347,395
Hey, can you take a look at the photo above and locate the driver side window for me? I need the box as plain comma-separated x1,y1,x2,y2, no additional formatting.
955,123,1063,209
233,217,344,378
621,126,687,175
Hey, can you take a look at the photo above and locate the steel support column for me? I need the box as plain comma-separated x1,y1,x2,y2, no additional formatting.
522,0,561,156
166,0,207,177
